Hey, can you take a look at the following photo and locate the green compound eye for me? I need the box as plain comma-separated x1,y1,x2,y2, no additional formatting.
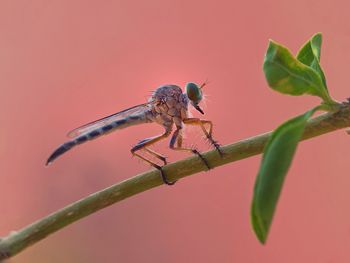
186,82,203,103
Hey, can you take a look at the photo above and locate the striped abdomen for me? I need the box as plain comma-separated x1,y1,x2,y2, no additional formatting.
46,114,150,165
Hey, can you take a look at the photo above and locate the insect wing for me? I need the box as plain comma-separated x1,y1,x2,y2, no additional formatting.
67,103,152,138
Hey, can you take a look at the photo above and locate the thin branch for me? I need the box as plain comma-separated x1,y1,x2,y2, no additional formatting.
1,103,350,260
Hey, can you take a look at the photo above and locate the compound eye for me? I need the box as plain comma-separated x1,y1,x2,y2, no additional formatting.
186,82,202,102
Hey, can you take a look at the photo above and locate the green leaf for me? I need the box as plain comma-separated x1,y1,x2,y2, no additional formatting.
297,33,328,91
263,40,331,102
251,107,319,244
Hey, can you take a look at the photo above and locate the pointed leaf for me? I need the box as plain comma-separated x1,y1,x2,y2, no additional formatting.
297,33,327,91
263,40,331,102
251,107,319,244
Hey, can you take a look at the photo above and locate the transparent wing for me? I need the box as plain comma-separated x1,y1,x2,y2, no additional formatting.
67,102,152,138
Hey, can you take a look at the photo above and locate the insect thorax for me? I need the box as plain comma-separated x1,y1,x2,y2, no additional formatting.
149,85,189,127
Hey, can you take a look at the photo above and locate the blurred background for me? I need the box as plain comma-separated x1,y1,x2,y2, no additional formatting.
1,0,350,262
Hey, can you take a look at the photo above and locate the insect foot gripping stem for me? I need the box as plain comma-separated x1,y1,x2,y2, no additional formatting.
212,140,224,157
191,149,211,170
153,164,177,186
206,135,223,157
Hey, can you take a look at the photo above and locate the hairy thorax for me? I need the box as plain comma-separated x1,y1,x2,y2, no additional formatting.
148,85,189,129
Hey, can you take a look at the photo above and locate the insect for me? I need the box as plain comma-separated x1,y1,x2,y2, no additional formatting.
46,82,222,185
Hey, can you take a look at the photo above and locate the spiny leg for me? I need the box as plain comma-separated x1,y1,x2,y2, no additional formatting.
169,128,211,170
131,130,176,185
183,118,223,156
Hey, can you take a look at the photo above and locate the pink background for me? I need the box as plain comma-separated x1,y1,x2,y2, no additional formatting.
1,0,350,262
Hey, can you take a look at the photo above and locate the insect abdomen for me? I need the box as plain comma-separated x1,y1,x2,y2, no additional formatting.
46,115,150,165
46,130,103,165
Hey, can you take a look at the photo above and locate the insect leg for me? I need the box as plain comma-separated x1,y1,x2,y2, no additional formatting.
131,130,176,185
183,118,223,156
144,147,167,165
169,128,210,170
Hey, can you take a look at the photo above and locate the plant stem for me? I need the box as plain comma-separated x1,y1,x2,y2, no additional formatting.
1,103,350,260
